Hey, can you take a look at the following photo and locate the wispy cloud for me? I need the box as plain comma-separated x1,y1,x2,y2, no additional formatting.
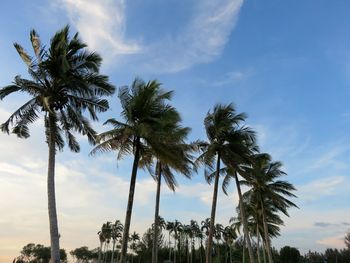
143,0,244,72
212,69,253,87
59,0,140,58
57,0,244,72
298,176,346,201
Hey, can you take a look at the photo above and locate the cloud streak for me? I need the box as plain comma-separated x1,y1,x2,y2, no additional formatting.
58,0,244,72
59,0,140,58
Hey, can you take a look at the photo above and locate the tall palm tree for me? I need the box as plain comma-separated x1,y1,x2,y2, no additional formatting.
166,221,175,261
0,26,115,263
240,153,298,263
195,103,256,263
129,231,140,263
172,219,183,263
98,229,106,263
144,112,193,263
222,225,237,263
91,79,177,263
111,220,124,263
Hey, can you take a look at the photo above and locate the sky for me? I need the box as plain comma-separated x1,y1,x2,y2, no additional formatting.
0,0,350,262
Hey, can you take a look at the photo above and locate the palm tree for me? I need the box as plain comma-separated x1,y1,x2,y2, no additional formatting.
152,136,191,263
214,223,223,260
111,220,124,263
240,153,298,263
91,79,177,263
172,219,183,263
0,26,115,262
98,229,106,263
222,225,237,263
146,112,193,263
166,221,175,261
129,231,140,263
195,103,256,263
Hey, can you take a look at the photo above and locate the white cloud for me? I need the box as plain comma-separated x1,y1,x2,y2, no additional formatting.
298,176,347,201
56,0,244,72
59,0,140,58
143,0,244,72
213,69,253,87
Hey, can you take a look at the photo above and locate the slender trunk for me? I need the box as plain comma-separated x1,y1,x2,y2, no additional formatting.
98,241,103,263
168,232,171,261
174,234,177,263
260,198,273,263
120,137,141,263
47,114,60,263
152,161,162,263
187,238,189,263
234,172,256,263
262,241,266,263
257,223,261,263
200,239,203,263
206,153,221,263
111,240,116,263
243,235,245,263
229,245,232,263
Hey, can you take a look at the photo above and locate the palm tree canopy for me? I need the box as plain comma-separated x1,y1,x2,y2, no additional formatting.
0,26,115,151
240,153,298,217
91,78,183,161
195,103,257,185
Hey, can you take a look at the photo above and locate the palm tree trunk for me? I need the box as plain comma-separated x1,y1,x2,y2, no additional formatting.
262,242,266,263
206,153,221,263
47,114,60,263
174,235,177,263
111,240,116,263
234,172,256,263
168,232,171,261
260,199,273,263
120,137,141,263
200,239,203,263
152,161,162,263
243,235,245,263
256,224,261,263
99,241,103,263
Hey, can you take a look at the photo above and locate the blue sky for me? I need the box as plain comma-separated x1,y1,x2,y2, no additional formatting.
1,0,350,262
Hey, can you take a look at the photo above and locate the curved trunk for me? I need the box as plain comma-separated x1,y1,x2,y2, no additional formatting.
47,114,60,263
152,161,162,263
234,172,256,263
206,153,221,263
120,137,141,263
260,198,273,263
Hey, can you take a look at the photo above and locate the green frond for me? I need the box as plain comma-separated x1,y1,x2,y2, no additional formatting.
14,43,32,67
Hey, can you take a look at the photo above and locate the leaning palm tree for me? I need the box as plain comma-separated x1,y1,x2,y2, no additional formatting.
195,103,256,263
90,79,178,263
240,153,298,263
0,26,115,263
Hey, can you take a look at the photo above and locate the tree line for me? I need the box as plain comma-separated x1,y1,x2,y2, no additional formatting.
14,229,350,263
1,26,301,263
